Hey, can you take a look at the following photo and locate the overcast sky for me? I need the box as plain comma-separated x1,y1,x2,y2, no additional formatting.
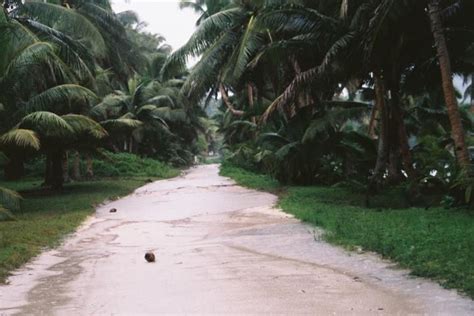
112,0,199,52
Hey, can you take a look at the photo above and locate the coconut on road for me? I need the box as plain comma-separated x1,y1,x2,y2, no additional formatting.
0,164,473,315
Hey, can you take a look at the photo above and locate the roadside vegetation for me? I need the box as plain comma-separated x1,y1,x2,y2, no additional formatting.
0,0,207,278
220,163,474,299
173,0,474,208
180,0,473,298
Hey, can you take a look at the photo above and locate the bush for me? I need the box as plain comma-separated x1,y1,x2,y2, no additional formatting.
2,152,179,180
93,152,180,178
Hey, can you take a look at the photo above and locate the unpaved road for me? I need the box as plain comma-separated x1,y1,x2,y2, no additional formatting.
1,165,473,315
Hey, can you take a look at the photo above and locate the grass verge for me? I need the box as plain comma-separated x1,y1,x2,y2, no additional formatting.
220,163,474,299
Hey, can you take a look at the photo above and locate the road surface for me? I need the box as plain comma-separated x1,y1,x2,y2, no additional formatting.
1,164,473,315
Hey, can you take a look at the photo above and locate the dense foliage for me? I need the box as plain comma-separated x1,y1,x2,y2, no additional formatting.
0,0,209,213
177,0,474,207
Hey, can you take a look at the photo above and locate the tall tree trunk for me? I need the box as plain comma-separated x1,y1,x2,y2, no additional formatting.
62,151,70,183
247,84,255,116
219,84,244,116
368,105,378,139
387,102,403,184
72,151,81,180
370,73,389,189
51,150,64,190
85,153,94,179
44,154,52,187
471,74,474,110
396,107,416,179
428,0,470,168
390,78,416,180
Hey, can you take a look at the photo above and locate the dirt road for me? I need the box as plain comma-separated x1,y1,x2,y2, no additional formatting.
1,164,473,315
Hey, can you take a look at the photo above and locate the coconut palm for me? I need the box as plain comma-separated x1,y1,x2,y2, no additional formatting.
11,111,108,189
428,0,470,168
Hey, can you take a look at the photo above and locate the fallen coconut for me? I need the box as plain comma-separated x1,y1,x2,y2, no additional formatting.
145,252,155,263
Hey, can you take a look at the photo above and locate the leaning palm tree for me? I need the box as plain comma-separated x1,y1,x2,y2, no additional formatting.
428,0,470,168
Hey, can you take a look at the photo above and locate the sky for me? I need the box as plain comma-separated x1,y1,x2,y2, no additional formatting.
112,0,199,52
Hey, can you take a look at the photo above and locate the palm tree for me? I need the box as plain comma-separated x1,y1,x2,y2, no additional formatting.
428,0,470,168
12,111,107,189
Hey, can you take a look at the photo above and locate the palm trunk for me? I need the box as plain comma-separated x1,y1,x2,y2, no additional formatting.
396,108,415,179
219,84,244,116
51,150,64,190
390,79,415,180
247,83,257,124
62,151,70,183
471,74,474,110
428,0,470,168
387,103,402,184
370,73,389,188
72,151,81,180
85,153,94,179
368,105,378,139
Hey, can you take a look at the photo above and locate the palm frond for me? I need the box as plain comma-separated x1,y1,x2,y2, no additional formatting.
146,95,176,108
153,107,188,123
223,15,266,84
262,32,356,122
136,105,169,128
90,92,131,119
161,7,246,79
22,1,107,57
182,31,238,100
19,111,74,138
3,41,72,88
101,118,143,133
302,106,367,143
0,129,40,151
0,19,38,74
62,114,108,140
21,19,95,83
25,84,98,113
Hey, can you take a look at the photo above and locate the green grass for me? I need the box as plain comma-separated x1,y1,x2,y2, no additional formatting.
220,163,474,298
220,163,280,191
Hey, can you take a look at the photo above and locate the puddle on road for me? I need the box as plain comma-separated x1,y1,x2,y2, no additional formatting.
0,165,473,315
